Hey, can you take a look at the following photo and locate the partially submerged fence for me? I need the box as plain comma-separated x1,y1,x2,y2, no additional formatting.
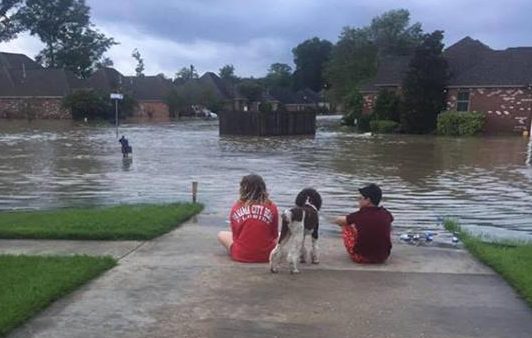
218,110,316,136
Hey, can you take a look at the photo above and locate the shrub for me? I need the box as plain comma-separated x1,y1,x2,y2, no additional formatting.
373,89,400,122
370,120,399,133
259,102,273,114
63,90,137,121
341,88,363,126
357,114,372,132
437,111,485,136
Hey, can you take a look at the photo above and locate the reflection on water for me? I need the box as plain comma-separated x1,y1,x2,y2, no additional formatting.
0,117,531,236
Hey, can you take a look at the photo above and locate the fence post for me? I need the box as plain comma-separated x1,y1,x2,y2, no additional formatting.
192,181,198,203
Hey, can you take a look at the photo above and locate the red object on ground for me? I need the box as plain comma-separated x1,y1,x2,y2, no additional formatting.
343,207,393,263
230,201,279,263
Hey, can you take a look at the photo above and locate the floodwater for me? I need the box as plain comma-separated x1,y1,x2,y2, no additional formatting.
1,116,531,238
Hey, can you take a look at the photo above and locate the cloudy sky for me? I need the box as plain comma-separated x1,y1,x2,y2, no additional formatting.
1,0,532,77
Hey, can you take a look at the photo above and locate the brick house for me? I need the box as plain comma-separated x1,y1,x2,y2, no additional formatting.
87,68,175,120
124,75,175,120
1,53,178,120
360,37,532,134
0,52,83,119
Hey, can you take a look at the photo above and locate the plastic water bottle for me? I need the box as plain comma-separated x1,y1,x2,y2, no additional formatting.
400,234,412,241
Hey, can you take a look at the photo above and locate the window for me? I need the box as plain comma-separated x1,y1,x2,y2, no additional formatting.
456,90,470,112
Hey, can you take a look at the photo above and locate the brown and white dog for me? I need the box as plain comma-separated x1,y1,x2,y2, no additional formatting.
270,188,322,274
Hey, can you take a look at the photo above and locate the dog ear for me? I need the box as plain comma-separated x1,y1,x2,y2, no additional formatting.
290,207,304,222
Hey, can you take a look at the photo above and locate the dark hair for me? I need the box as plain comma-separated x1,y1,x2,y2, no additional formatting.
358,184,382,206
239,174,270,205
295,188,322,210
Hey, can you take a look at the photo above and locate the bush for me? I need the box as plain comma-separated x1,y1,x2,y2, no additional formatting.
370,120,399,133
437,111,485,136
63,90,137,121
356,114,372,132
341,88,363,126
373,89,400,122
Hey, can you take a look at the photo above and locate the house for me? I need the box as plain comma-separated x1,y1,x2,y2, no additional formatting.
0,52,82,119
269,88,321,112
178,72,324,114
360,37,532,134
176,72,248,113
123,75,175,119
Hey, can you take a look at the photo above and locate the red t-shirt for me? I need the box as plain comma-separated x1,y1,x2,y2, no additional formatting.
346,206,393,263
230,201,279,263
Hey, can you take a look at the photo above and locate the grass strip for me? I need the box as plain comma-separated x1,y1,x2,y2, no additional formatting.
0,255,116,336
0,203,203,240
445,219,532,307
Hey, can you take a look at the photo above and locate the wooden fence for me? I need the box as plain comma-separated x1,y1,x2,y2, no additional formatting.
218,110,316,136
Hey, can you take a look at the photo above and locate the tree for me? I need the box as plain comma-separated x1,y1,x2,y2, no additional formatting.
373,89,401,122
264,63,292,89
238,81,263,102
95,57,113,69
18,0,116,78
342,88,364,126
219,64,238,82
368,9,423,57
164,89,187,118
63,89,136,120
175,65,198,81
131,48,144,77
325,27,377,101
400,30,449,134
292,37,333,91
325,9,422,101
0,0,24,42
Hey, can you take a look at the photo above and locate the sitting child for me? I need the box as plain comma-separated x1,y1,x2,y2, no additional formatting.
217,174,279,263
334,183,393,264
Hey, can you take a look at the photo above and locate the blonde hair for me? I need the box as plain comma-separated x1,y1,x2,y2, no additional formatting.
239,174,270,205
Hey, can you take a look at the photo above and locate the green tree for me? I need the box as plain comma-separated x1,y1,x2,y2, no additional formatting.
342,88,363,126
0,0,24,42
18,0,116,78
95,57,113,69
219,64,238,82
175,65,198,81
238,81,263,102
264,63,292,89
164,89,187,118
131,48,144,77
292,37,333,91
368,9,423,57
325,9,422,101
400,30,449,134
63,90,136,120
325,27,377,101
373,89,401,122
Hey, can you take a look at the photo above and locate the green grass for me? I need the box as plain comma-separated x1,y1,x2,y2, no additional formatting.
445,219,532,307
0,203,203,240
0,255,116,336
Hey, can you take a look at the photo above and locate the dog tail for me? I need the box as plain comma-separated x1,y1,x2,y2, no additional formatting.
279,212,290,244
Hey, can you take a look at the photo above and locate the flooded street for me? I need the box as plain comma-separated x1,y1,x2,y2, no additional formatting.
1,116,531,237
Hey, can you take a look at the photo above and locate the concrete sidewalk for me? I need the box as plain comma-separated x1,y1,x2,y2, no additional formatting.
8,215,532,338
0,239,143,259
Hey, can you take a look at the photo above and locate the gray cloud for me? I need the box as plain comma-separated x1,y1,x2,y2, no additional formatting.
2,0,532,77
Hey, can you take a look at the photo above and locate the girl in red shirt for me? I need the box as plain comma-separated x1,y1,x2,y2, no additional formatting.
217,174,279,263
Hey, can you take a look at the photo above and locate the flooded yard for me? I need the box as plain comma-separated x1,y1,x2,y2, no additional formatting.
1,116,531,238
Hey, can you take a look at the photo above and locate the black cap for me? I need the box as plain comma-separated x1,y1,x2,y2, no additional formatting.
358,184,382,206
